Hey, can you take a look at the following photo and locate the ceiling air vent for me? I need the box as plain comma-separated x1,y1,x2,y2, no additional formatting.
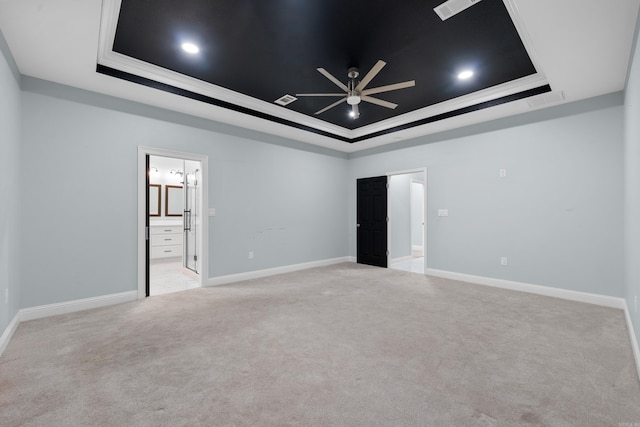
274,94,297,106
434,0,482,21
527,91,565,109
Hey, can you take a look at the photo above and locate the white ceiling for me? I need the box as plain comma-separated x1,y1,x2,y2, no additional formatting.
1,0,638,153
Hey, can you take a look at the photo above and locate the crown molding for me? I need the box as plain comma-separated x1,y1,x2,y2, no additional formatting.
97,0,551,145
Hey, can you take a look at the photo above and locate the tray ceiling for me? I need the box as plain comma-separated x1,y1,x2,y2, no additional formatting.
1,0,638,152
97,0,549,142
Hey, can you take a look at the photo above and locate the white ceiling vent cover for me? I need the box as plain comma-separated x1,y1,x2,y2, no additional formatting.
527,91,565,109
434,0,482,21
275,94,298,106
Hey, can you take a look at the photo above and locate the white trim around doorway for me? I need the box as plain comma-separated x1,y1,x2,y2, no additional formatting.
137,146,209,299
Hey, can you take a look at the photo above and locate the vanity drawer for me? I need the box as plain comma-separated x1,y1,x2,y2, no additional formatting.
151,226,182,235
151,244,183,259
151,234,183,246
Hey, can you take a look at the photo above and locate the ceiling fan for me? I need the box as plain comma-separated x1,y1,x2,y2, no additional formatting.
296,60,415,119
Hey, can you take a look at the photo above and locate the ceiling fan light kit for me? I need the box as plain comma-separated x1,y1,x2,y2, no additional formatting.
295,60,416,119
347,95,361,105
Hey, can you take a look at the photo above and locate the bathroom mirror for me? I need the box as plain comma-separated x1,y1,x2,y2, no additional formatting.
149,184,161,217
165,185,183,217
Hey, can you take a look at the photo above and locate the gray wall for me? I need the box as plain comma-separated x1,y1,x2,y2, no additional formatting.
625,11,640,351
349,105,624,297
19,81,349,308
0,31,21,335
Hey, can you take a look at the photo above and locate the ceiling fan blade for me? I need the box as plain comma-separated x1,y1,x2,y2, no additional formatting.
361,80,416,96
315,97,347,115
361,95,397,109
317,68,349,92
296,93,345,97
355,60,386,92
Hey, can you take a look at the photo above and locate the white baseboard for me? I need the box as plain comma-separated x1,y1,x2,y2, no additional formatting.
1,290,137,357
624,302,640,381
424,269,639,379
425,268,625,309
3,265,638,380
18,291,138,322
0,313,20,357
207,257,353,286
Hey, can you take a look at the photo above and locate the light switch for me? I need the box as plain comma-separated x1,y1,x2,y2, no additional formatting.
209,208,216,216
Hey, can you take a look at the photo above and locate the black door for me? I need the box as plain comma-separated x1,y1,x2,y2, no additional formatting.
357,176,388,268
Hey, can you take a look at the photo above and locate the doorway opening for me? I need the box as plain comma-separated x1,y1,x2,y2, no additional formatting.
148,155,200,295
388,170,426,274
355,168,427,274
137,147,208,299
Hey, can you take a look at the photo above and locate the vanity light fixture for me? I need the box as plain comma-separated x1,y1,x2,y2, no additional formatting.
170,169,184,177
150,167,159,176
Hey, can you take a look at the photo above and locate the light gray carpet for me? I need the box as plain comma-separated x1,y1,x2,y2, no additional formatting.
1,263,639,426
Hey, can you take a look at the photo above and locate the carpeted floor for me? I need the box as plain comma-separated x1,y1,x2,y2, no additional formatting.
1,263,639,426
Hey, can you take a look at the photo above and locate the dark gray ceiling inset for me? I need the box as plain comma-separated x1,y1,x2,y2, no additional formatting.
97,0,548,142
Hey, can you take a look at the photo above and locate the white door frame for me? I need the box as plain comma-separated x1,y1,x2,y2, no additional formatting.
137,146,209,299
386,167,428,272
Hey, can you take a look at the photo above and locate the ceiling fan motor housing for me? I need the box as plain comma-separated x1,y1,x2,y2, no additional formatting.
347,72,361,105
295,60,414,117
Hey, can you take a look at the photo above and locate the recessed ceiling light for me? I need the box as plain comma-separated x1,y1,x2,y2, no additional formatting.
458,70,474,80
181,43,200,54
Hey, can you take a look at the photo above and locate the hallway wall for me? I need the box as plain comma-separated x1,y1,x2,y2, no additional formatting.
0,31,21,335
624,8,640,355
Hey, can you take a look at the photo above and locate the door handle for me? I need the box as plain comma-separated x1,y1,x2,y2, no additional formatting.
184,210,191,231
356,224,360,227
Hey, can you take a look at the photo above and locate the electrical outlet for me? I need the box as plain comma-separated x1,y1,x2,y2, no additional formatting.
438,209,449,217
248,251,254,260
499,169,507,178
501,257,508,266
